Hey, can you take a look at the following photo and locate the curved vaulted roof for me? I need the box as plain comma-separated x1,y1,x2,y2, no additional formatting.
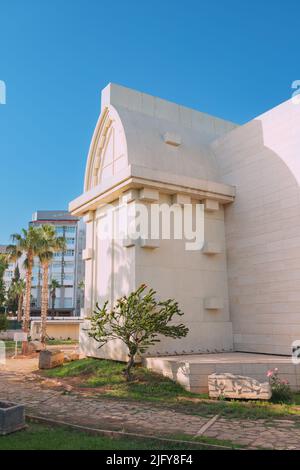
84,83,238,192
70,84,237,215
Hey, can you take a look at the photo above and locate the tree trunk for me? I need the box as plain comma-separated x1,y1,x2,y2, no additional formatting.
124,355,135,382
22,256,33,354
40,262,49,347
51,291,56,319
51,292,55,310
17,294,23,323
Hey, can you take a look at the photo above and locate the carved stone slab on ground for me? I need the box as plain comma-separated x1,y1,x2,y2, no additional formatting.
208,373,272,400
28,341,43,353
64,352,80,363
39,350,65,369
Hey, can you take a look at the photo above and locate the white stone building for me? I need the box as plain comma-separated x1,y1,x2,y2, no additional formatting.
70,83,300,364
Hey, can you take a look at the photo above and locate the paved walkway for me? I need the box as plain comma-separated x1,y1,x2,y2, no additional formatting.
1,366,300,449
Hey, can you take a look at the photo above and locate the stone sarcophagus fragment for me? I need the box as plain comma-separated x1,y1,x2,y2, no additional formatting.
39,350,65,369
208,373,272,400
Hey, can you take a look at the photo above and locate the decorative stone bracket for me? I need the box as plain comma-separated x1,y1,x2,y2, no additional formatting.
122,237,160,249
139,188,159,202
122,238,136,248
172,194,192,206
163,132,181,147
204,297,223,310
82,248,93,260
203,199,219,212
202,242,222,255
140,238,160,249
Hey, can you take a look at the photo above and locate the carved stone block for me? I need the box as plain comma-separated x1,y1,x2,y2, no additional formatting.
39,350,65,369
208,373,272,400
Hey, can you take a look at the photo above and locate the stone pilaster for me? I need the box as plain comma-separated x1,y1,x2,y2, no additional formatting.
82,211,95,318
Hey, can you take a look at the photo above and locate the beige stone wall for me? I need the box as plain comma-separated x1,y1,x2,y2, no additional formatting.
213,99,300,355
80,191,234,360
31,321,80,341
134,193,233,355
79,320,130,361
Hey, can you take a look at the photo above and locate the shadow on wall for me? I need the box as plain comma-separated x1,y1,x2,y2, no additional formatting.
82,238,133,361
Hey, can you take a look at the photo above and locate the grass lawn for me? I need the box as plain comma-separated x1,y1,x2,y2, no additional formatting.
46,339,78,345
3,339,77,347
2,339,77,355
2,340,20,349
44,358,300,421
2,340,21,354
0,422,213,450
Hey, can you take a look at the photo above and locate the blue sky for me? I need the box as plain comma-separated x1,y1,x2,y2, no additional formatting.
0,0,299,243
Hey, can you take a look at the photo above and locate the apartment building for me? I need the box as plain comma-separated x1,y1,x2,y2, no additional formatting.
29,210,85,316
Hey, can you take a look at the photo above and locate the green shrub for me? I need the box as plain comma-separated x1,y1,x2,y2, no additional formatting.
268,368,293,403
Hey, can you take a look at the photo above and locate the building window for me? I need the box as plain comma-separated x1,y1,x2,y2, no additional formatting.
65,249,75,257
64,261,75,268
64,298,73,308
52,261,61,268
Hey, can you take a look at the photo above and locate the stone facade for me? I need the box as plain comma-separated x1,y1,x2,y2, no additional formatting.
213,101,300,355
69,83,300,361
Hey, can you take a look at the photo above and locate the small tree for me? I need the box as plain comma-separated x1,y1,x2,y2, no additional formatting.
89,285,189,381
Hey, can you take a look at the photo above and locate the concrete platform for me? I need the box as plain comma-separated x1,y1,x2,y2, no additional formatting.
144,352,300,393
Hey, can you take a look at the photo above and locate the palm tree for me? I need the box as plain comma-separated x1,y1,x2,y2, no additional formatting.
50,279,60,312
10,279,26,322
38,226,65,346
6,227,43,346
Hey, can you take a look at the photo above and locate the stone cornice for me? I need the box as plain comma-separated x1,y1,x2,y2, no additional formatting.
69,164,235,217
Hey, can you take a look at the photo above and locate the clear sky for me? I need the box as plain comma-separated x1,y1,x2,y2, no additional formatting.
0,0,299,243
